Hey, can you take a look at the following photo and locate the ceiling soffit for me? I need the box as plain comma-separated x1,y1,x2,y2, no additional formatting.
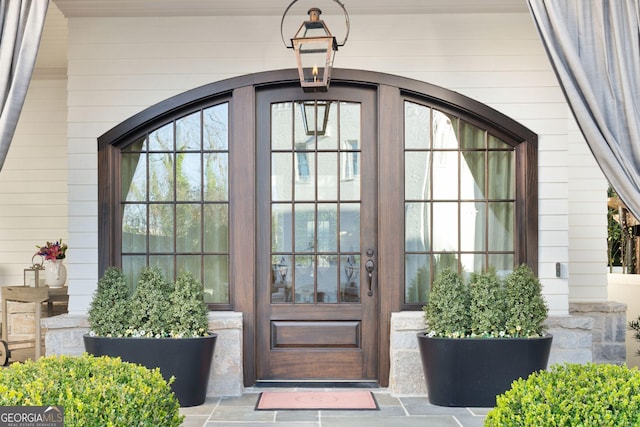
53,0,528,18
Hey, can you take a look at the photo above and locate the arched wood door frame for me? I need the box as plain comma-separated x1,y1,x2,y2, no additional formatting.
97,68,537,387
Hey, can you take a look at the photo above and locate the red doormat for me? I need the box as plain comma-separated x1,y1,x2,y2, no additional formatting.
255,390,379,410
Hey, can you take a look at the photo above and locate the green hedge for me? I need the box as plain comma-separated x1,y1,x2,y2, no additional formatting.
0,354,183,427
485,363,640,426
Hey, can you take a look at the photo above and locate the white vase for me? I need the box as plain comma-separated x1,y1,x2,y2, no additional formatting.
45,259,67,287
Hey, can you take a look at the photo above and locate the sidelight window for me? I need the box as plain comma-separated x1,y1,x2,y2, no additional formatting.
404,100,517,305
120,102,230,305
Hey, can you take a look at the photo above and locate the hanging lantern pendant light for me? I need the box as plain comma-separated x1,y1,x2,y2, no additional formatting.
281,0,350,92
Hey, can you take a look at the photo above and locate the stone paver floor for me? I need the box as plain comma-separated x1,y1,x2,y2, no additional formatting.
179,389,491,427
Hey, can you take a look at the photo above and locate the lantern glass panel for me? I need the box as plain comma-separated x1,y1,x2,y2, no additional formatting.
293,38,335,89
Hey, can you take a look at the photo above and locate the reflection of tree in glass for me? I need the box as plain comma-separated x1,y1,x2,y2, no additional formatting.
149,123,173,150
204,104,228,150
204,153,228,201
407,264,429,304
176,112,200,151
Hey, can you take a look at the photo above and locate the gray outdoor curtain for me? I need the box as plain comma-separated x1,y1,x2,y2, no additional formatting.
527,0,640,218
0,0,48,172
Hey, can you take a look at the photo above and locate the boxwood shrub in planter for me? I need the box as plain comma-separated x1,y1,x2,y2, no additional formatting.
0,354,183,426
486,363,640,426
84,267,217,407
418,265,552,407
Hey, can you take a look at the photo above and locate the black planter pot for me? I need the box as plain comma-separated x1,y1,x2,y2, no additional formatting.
417,333,552,407
84,333,217,407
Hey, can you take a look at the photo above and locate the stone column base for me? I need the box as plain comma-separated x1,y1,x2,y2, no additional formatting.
569,301,627,364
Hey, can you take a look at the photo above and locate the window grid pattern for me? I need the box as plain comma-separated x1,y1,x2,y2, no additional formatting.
404,100,516,305
120,102,230,305
270,100,363,305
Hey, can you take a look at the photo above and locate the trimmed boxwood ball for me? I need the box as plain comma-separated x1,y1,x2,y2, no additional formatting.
0,354,184,426
485,363,640,426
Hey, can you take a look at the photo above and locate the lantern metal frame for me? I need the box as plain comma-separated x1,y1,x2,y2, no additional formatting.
281,0,350,92
24,255,45,287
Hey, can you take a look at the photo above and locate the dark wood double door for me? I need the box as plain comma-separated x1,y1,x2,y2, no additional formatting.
256,86,378,381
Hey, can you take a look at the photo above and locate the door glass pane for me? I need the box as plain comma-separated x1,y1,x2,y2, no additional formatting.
433,111,458,149
340,203,360,252
176,111,201,151
405,254,430,304
204,204,228,252
432,152,458,200
272,102,293,150
488,151,515,199
460,202,485,252
122,204,147,252
340,102,361,150
317,101,338,150
203,153,228,201
340,152,360,200
460,152,485,199
405,101,431,149
295,152,315,201
149,204,174,252
295,204,315,252
271,101,362,306
318,152,338,200
272,204,292,253
294,255,314,304
432,202,458,252
405,152,430,200
272,153,292,201
317,254,338,303
405,202,430,252
317,203,337,252
203,103,228,150
204,254,229,303
294,103,315,150
272,255,292,303
177,153,201,201
177,204,201,252
488,202,514,251
340,255,360,303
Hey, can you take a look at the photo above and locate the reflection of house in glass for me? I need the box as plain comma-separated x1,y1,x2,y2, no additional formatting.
270,101,362,304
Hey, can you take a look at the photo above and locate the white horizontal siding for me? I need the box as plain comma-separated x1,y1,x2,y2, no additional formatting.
0,79,68,286
567,112,608,302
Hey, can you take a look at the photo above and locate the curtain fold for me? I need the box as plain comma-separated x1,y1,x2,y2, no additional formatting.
0,0,48,172
527,0,640,218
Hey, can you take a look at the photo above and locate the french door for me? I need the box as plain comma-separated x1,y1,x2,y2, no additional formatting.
256,86,378,380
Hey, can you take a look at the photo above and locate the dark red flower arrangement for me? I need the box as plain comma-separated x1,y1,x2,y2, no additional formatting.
37,239,68,261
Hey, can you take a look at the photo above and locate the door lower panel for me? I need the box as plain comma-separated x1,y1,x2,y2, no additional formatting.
271,321,361,349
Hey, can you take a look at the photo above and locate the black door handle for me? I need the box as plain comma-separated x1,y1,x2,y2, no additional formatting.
365,259,374,297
